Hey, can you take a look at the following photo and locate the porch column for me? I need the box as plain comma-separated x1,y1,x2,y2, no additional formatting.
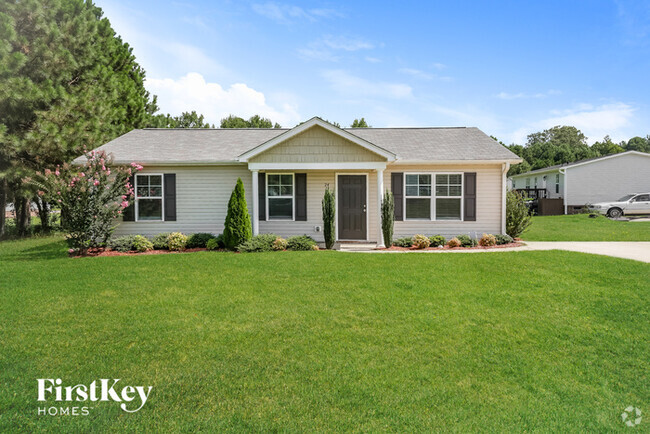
377,169,385,247
251,169,259,236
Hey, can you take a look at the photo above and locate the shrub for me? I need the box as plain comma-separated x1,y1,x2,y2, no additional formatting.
495,234,514,245
206,238,220,251
236,233,278,252
108,235,137,252
186,233,216,248
215,233,225,248
152,232,171,250
456,234,477,247
168,232,188,251
322,187,336,249
132,235,153,252
447,237,461,248
393,237,413,248
478,233,497,247
287,235,317,251
412,234,430,249
381,191,394,248
223,178,252,249
34,149,141,254
272,237,288,251
429,235,446,247
506,191,532,238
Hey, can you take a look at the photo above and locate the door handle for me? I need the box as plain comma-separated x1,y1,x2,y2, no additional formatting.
363,204,366,213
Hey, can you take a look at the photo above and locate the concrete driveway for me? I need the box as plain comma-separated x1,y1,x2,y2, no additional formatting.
522,241,650,263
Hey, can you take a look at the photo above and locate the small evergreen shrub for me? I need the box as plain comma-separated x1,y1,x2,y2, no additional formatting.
215,234,225,248
506,191,532,238
132,235,153,252
447,237,461,248
186,233,216,248
456,234,477,247
429,235,446,247
272,237,288,251
223,178,252,249
381,191,394,248
237,234,278,252
168,232,188,251
206,238,220,251
412,234,430,249
322,187,336,249
494,234,514,245
478,233,497,247
393,237,413,248
152,232,171,250
108,235,137,252
286,235,317,251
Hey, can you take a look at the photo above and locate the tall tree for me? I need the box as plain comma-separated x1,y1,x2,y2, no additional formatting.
350,118,369,128
591,136,625,156
623,136,650,153
220,115,281,128
0,0,158,235
148,111,214,128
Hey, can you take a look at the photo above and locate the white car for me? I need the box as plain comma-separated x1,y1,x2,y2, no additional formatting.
590,193,650,218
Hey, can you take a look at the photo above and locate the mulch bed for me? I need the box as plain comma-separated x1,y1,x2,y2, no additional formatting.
71,247,214,257
377,242,523,251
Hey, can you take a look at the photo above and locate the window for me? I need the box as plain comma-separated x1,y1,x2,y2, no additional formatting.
534,177,538,188
526,178,530,188
405,174,431,219
135,174,163,221
512,179,516,188
435,174,462,220
555,174,560,194
633,194,650,202
267,174,294,220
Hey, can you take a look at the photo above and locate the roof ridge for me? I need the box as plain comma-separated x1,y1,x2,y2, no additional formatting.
141,128,289,131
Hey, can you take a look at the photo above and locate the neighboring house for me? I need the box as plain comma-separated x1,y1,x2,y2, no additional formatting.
77,117,521,246
509,151,650,214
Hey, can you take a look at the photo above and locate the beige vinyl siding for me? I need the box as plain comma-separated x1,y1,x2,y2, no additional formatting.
385,164,504,238
114,165,252,237
250,125,385,163
565,153,650,206
260,170,380,242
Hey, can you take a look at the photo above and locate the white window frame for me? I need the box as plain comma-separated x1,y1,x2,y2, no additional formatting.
404,173,433,221
266,173,295,221
555,174,560,194
403,172,464,221
135,173,164,222
526,178,531,188
512,179,516,188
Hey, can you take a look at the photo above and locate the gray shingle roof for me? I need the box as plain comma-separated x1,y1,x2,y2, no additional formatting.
76,126,520,165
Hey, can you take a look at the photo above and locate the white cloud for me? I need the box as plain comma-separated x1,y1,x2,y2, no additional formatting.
496,89,562,100
146,72,301,127
365,56,381,63
252,2,342,24
299,35,374,61
503,102,636,145
322,70,412,99
322,35,373,51
398,68,434,80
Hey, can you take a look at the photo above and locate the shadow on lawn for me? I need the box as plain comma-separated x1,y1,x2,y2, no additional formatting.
1,238,69,262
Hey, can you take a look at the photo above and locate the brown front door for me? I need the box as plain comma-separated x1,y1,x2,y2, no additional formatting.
338,175,366,240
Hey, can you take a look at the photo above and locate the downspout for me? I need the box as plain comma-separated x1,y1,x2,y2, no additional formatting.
501,162,510,234
559,168,567,214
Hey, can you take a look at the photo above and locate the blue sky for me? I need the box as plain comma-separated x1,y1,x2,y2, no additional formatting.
98,0,650,144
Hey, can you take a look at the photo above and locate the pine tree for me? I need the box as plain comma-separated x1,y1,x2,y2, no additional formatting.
223,178,252,249
322,187,335,249
381,191,394,247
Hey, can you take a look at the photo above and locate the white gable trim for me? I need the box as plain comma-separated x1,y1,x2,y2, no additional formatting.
238,117,396,162
563,150,650,171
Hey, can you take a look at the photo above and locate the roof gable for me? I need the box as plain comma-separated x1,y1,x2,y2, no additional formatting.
238,117,396,162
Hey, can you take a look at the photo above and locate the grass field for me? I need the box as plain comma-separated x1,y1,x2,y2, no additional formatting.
522,214,650,241
1,237,648,432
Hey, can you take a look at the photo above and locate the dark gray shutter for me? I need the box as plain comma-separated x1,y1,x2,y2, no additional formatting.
122,175,135,221
295,173,307,221
258,172,266,221
391,172,403,221
464,172,476,221
164,174,176,221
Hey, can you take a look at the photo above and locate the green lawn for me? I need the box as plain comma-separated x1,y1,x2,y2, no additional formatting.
522,214,650,241
1,237,648,432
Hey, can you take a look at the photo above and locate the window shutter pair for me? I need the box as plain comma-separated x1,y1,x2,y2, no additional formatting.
258,173,307,221
122,173,176,222
390,172,477,221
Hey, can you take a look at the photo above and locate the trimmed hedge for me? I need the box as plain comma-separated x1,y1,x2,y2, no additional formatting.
286,235,317,251
186,233,216,248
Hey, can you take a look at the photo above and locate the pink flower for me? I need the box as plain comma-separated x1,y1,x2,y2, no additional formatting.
93,180,100,186
68,249,75,254
44,169,51,175
80,172,85,177
117,210,122,214
121,201,129,208
37,190,44,196
57,191,61,195
55,170,60,176
106,169,110,175
121,195,127,200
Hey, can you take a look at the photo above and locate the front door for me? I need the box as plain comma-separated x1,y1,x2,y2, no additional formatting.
338,175,367,240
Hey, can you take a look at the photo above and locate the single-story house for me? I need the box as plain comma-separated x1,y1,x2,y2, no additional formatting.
508,150,650,214
78,117,521,246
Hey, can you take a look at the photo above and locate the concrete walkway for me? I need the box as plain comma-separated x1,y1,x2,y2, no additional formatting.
521,241,650,263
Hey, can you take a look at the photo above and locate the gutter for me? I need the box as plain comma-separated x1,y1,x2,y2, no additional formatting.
559,168,567,214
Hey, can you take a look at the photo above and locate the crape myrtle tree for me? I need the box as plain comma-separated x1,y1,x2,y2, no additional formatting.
223,178,252,249
0,0,159,236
